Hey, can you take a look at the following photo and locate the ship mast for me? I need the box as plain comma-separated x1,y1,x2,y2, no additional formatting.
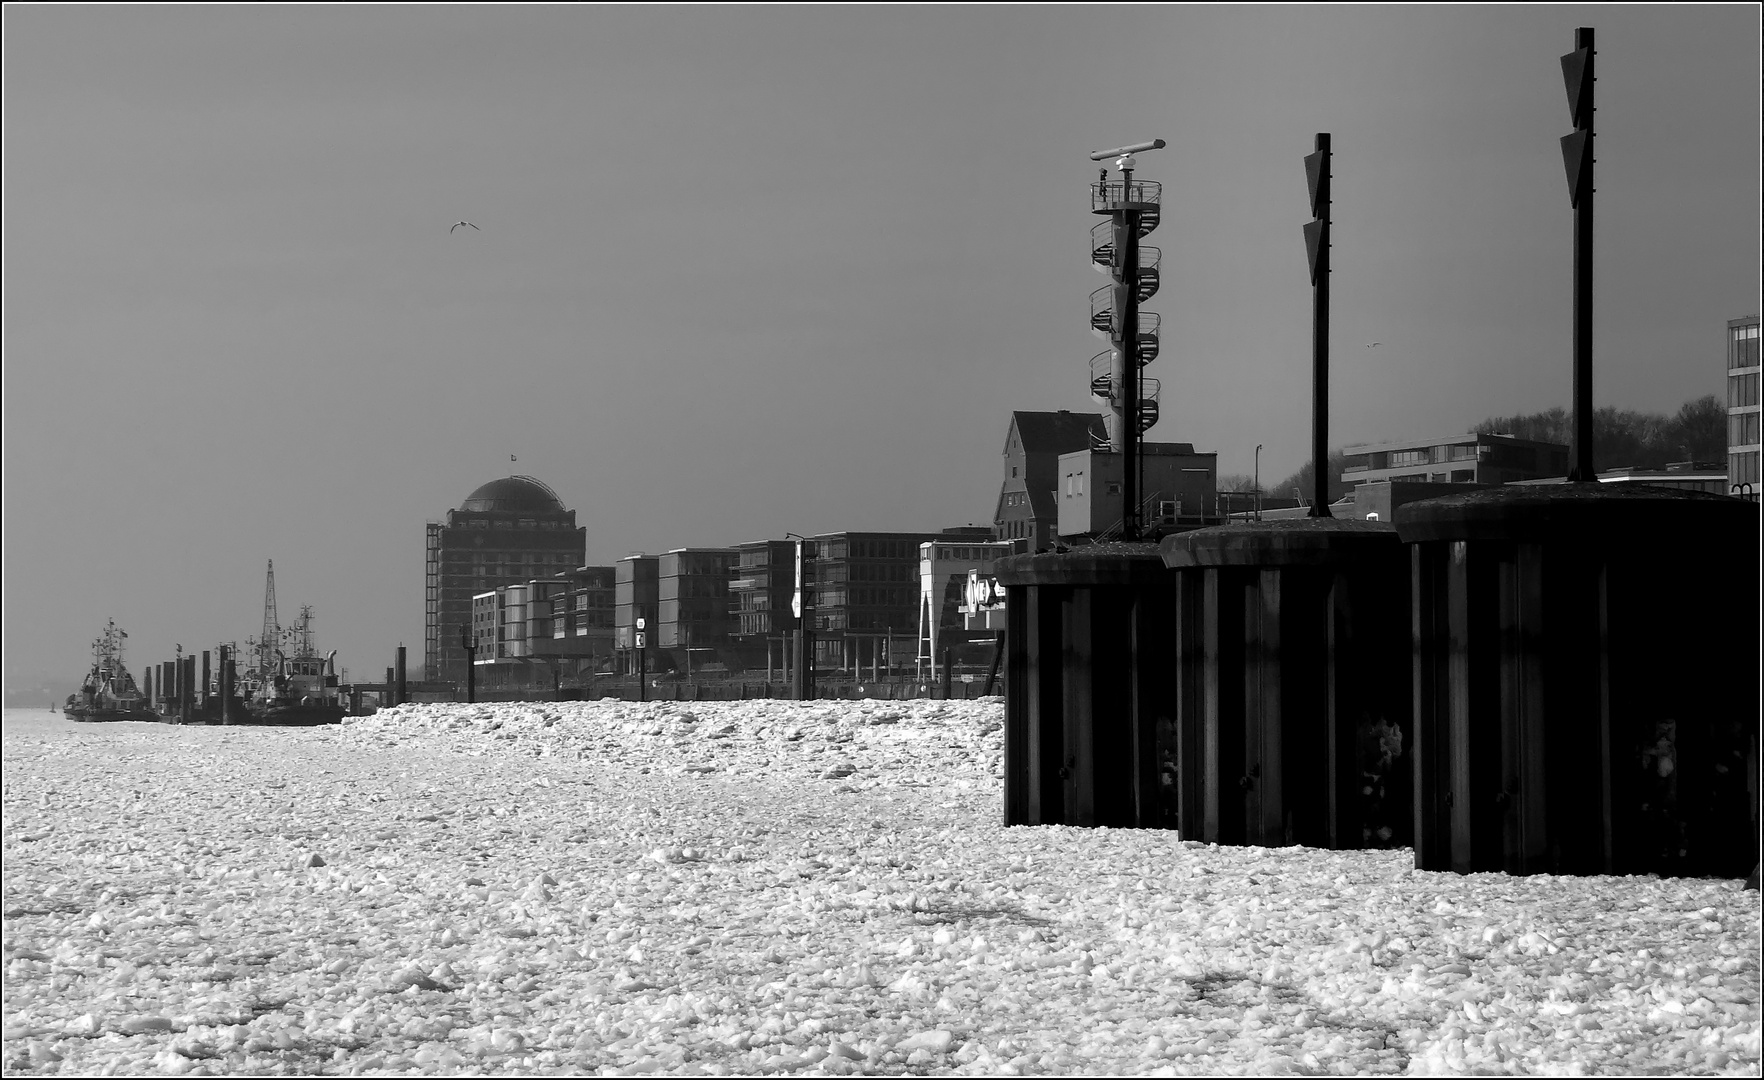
293,605,314,659
259,560,280,674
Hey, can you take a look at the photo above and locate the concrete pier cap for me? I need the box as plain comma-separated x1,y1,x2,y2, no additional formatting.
1155,517,1412,851
1159,516,1399,569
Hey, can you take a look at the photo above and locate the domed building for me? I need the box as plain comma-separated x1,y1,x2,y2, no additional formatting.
424,476,586,683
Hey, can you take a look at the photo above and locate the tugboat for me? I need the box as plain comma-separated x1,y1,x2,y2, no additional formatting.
65,621,156,722
245,604,344,726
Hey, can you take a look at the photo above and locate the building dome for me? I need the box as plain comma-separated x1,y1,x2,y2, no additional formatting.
459,475,567,514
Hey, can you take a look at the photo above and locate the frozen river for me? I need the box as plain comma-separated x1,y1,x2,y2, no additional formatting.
2,701,1758,1075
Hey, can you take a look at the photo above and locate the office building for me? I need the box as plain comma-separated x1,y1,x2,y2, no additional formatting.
467,566,614,682
1340,433,1568,488
1728,314,1761,499
613,555,659,674
729,539,798,674
797,528,991,676
658,547,737,655
425,476,585,684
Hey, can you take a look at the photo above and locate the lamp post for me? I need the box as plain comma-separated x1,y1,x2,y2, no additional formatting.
1254,444,1263,521
642,621,656,705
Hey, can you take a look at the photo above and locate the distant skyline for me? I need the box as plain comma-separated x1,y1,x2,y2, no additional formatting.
4,6,1759,684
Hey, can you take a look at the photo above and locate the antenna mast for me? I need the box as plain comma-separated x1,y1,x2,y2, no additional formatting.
260,560,280,673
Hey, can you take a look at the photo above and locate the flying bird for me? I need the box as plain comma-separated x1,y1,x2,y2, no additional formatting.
450,221,480,233
1366,342,1381,348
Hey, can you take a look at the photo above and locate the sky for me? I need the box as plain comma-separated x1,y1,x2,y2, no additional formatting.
4,5,1759,686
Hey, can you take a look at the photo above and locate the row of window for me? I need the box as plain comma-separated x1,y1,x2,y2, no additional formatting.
1729,373,1760,409
1731,451,1761,487
459,518,570,529
1730,324,1760,370
1731,411,1763,448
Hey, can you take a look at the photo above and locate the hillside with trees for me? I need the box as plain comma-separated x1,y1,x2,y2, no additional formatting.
1259,395,1724,501
1472,395,1724,470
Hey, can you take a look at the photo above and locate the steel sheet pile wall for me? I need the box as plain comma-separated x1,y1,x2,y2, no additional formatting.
996,545,1176,828
1161,520,1411,850
1399,485,1760,878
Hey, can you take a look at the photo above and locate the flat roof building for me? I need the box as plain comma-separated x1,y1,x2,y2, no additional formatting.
1728,314,1761,500
1055,443,1219,539
1340,432,1568,488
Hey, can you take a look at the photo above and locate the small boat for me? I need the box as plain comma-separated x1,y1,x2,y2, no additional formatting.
66,621,156,723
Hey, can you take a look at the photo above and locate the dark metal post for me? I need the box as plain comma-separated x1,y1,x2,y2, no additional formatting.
983,629,1005,696
792,539,816,701
219,645,234,725
1561,27,1596,481
200,650,211,714
1119,196,1142,539
384,667,394,707
180,656,194,725
1305,133,1333,518
395,645,407,706
460,627,476,703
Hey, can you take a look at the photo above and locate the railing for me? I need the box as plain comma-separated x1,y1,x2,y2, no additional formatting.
1095,489,1171,542
1090,219,1164,274
1089,351,1117,401
1090,179,1163,212
1089,287,1162,343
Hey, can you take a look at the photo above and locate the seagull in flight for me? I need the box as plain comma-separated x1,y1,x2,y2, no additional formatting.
450,221,480,234
1366,342,1381,348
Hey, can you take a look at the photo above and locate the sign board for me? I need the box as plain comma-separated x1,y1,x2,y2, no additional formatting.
634,632,646,649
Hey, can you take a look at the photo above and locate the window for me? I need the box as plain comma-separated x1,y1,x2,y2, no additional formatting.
1731,324,1761,370
1011,466,1019,478
1731,411,1762,447
1390,449,1429,468
1730,373,1760,408
1076,472,1085,496
1106,482,1121,495
1732,451,1761,486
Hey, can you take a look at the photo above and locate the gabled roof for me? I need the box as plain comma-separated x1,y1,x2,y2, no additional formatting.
1025,486,1061,523
1008,411,1107,455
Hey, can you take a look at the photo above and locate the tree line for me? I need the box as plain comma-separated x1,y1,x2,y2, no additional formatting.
1220,395,1725,501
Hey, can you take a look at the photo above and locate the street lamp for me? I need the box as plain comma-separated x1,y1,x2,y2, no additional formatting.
1255,444,1263,521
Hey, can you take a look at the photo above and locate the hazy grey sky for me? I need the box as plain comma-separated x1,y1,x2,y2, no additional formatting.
4,6,1758,684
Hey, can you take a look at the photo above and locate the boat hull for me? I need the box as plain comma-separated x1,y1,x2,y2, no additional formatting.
244,703,345,726
67,707,159,723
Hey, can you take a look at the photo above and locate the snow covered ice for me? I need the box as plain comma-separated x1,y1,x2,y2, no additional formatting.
3,700,1758,1076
